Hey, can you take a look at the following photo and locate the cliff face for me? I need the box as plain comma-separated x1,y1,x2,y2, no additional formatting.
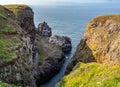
0,5,35,87
0,5,65,87
66,15,120,74
57,15,120,87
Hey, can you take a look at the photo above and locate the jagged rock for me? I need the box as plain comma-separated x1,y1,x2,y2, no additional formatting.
36,22,52,37
66,15,120,74
49,35,72,52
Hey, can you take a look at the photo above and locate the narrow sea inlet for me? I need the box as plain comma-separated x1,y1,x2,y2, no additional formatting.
0,1,120,87
31,3,120,87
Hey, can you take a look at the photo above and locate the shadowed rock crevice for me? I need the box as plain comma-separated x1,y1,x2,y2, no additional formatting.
65,39,96,74
34,35,65,86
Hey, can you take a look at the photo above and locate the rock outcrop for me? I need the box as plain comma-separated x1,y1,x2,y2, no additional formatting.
35,35,65,86
36,22,72,52
49,35,72,52
36,22,52,37
57,15,120,87
66,15,120,74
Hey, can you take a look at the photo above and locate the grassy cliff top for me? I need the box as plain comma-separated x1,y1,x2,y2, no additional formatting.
0,5,14,19
4,5,33,21
57,62,120,87
87,14,120,27
4,4,31,10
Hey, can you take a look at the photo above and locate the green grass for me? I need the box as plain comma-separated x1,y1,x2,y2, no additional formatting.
0,22,17,34
0,19,20,63
0,10,6,18
0,81,21,87
56,63,120,87
0,35,20,63
0,5,14,19
0,7,20,63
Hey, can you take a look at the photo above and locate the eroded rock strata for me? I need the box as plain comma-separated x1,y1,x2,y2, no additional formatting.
0,5,65,87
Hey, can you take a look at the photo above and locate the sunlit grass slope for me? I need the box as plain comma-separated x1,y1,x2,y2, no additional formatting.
56,63,120,87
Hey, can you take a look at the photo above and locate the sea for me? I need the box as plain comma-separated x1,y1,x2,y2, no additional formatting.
30,3,120,87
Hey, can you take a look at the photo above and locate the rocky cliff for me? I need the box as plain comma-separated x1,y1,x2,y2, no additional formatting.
57,15,120,87
0,4,65,87
0,5,35,87
66,15,120,74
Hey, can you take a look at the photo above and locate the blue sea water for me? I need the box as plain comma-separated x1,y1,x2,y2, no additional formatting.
31,3,120,87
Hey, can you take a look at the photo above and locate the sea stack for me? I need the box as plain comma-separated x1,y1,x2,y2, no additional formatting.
36,22,52,37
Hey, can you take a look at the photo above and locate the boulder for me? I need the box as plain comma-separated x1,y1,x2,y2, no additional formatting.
49,35,72,52
36,22,52,37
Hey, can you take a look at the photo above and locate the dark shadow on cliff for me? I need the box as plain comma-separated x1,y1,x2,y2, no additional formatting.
65,39,96,74
36,53,65,87
34,36,65,87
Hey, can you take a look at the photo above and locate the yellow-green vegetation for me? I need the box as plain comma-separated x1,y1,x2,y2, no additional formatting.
0,5,14,19
88,15,120,25
0,81,21,87
0,21,17,34
4,4,27,8
0,5,9,18
4,5,31,18
0,6,21,64
0,35,20,64
56,63,120,87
